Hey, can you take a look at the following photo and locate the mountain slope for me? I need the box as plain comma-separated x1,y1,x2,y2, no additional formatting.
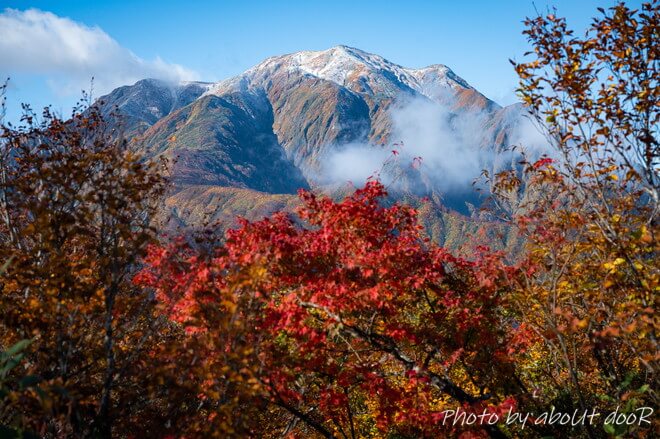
97,78,213,137
140,91,308,193
97,46,530,245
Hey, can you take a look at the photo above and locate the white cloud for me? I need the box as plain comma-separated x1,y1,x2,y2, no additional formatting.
389,97,491,191
319,95,553,196
0,8,198,96
320,96,495,192
323,142,391,184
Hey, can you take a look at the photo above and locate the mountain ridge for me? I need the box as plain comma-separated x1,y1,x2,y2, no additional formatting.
96,46,532,247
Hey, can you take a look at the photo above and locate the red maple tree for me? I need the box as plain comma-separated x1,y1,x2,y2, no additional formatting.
137,181,525,438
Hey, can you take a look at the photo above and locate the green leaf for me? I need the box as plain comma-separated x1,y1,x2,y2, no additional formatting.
0,355,24,377
1,340,32,361
614,422,628,436
0,256,13,276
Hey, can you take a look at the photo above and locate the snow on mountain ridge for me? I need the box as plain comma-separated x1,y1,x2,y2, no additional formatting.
205,46,474,101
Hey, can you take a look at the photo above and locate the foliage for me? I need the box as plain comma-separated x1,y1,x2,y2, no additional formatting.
137,2,658,438
1,2,657,438
489,1,658,437
137,180,527,438
0,99,187,438
0,339,41,439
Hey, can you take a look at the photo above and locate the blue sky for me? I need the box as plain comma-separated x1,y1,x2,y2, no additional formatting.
1,0,638,123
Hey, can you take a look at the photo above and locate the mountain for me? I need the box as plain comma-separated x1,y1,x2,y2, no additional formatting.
99,79,213,137
97,46,532,248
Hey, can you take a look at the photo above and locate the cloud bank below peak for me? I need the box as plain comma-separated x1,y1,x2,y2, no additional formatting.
319,96,495,193
318,94,550,198
0,8,198,96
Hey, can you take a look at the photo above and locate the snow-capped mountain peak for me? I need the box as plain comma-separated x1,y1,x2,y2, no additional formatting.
287,45,401,85
205,46,475,101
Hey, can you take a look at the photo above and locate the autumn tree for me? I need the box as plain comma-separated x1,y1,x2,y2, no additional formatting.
137,180,535,438
0,97,192,437
486,1,658,437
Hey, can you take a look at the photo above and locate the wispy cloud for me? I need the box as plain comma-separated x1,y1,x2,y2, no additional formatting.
320,96,493,193
0,8,198,96
319,95,550,195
